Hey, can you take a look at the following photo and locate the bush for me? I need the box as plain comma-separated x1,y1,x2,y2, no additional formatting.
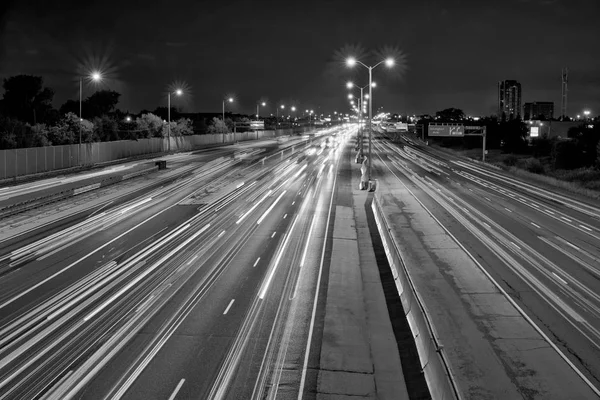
518,157,544,174
551,139,581,170
503,154,519,166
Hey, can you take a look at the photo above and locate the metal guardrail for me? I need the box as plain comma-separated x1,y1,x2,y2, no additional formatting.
371,191,461,400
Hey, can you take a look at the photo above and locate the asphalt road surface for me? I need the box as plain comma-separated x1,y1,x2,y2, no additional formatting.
0,127,349,399
373,129,600,392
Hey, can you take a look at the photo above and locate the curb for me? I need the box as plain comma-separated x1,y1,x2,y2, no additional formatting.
371,192,460,400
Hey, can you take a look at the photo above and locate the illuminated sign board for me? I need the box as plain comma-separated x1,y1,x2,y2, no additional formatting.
250,120,265,130
530,127,539,137
428,124,464,137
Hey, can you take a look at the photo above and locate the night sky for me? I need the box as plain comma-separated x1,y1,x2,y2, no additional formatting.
1,0,598,117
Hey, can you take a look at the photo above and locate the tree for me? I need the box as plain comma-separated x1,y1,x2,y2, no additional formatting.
435,108,465,122
551,140,580,170
59,99,80,116
500,119,528,153
207,117,230,133
2,75,55,124
84,90,121,118
135,113,165,138
171,118,194,136
93,115,119,141
48,112,94,145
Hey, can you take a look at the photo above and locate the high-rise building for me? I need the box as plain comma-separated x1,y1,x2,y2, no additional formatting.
523,102,554,120
498,80,522,120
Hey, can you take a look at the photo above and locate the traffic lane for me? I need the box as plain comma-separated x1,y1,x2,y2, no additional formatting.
373,154,600,388
378,139,600,263
0,156,247,292
0,199,200,322
400,138,600,223
78,169,311,399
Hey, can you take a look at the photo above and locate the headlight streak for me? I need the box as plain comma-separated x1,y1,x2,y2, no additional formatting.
236,190,272,225
257,191,287,225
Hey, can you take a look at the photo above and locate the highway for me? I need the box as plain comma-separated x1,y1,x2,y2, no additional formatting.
372,129,600,391
0,128,350,399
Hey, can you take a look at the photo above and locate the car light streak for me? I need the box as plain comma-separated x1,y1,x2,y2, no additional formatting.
257,191,286,225
236,190,272,224
83,223,207,322
300,215,317,267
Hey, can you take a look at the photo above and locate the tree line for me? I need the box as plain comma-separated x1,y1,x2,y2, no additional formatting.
0,75,197,150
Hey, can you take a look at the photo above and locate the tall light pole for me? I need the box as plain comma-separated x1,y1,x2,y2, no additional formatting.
167,88,183,153
276,104,285,127
291,106,296,125
257,101,266,119
223,97,234,121
346,57,394,184
79,71,102,166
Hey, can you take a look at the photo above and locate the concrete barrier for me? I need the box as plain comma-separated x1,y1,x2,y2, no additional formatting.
371,191,460,400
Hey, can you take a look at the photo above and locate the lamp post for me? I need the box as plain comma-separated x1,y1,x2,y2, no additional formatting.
79,71,102,166
167,88,183,153
257,101,266,119
276,104,285,127
346,57,394,184
583,110,591,121
223,97,234,121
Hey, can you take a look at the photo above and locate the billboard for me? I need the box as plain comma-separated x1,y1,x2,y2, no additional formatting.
428,124,464,137
395,122,408,131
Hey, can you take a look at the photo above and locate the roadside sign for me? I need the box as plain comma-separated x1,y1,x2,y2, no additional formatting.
428,124,464,137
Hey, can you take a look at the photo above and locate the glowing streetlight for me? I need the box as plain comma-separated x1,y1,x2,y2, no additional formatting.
79,71,102,165
223,97,234,121
346,56,395,185
125,116,132,122
348,93,353,100
167,88,183,152
257,101,266,119
276,104,285,127
583,110,591,118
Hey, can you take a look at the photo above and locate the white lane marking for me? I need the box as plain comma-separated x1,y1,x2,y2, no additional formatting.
545,209,554,215
482,222,490,229
168,379,186,400
561,216,572,223
223,299,235,315
271,231,276,238
469,188,473,191
510,241,521,250
283,214,287,219
300,215,318,267
485,197,491,201
552,272,568,286
505,208,512,213
563,240,580,251
253,257,260,267
218,230,226,238
292,201,295,205
257,190,287,225
530,222,541,229
531,203,539,208
580,224,592,232
298,156,338,399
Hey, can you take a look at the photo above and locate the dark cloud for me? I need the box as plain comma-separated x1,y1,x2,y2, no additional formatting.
0,0,598,117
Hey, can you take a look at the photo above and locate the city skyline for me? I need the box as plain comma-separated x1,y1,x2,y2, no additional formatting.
1,0,598,117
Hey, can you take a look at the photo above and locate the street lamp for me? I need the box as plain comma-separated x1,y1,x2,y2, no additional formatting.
583,110,591,120
346,56,395,184
223,97,234,121
79,71,102,165
347,80,376,158
276,104,285,127
167,88,183,152
257,101,266,119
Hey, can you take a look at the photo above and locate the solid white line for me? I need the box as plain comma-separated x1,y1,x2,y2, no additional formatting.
298,153,338,399
531,222,541,229
253,257,260,267
223,299,235,315
300,215,318,267
168,379,186,400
